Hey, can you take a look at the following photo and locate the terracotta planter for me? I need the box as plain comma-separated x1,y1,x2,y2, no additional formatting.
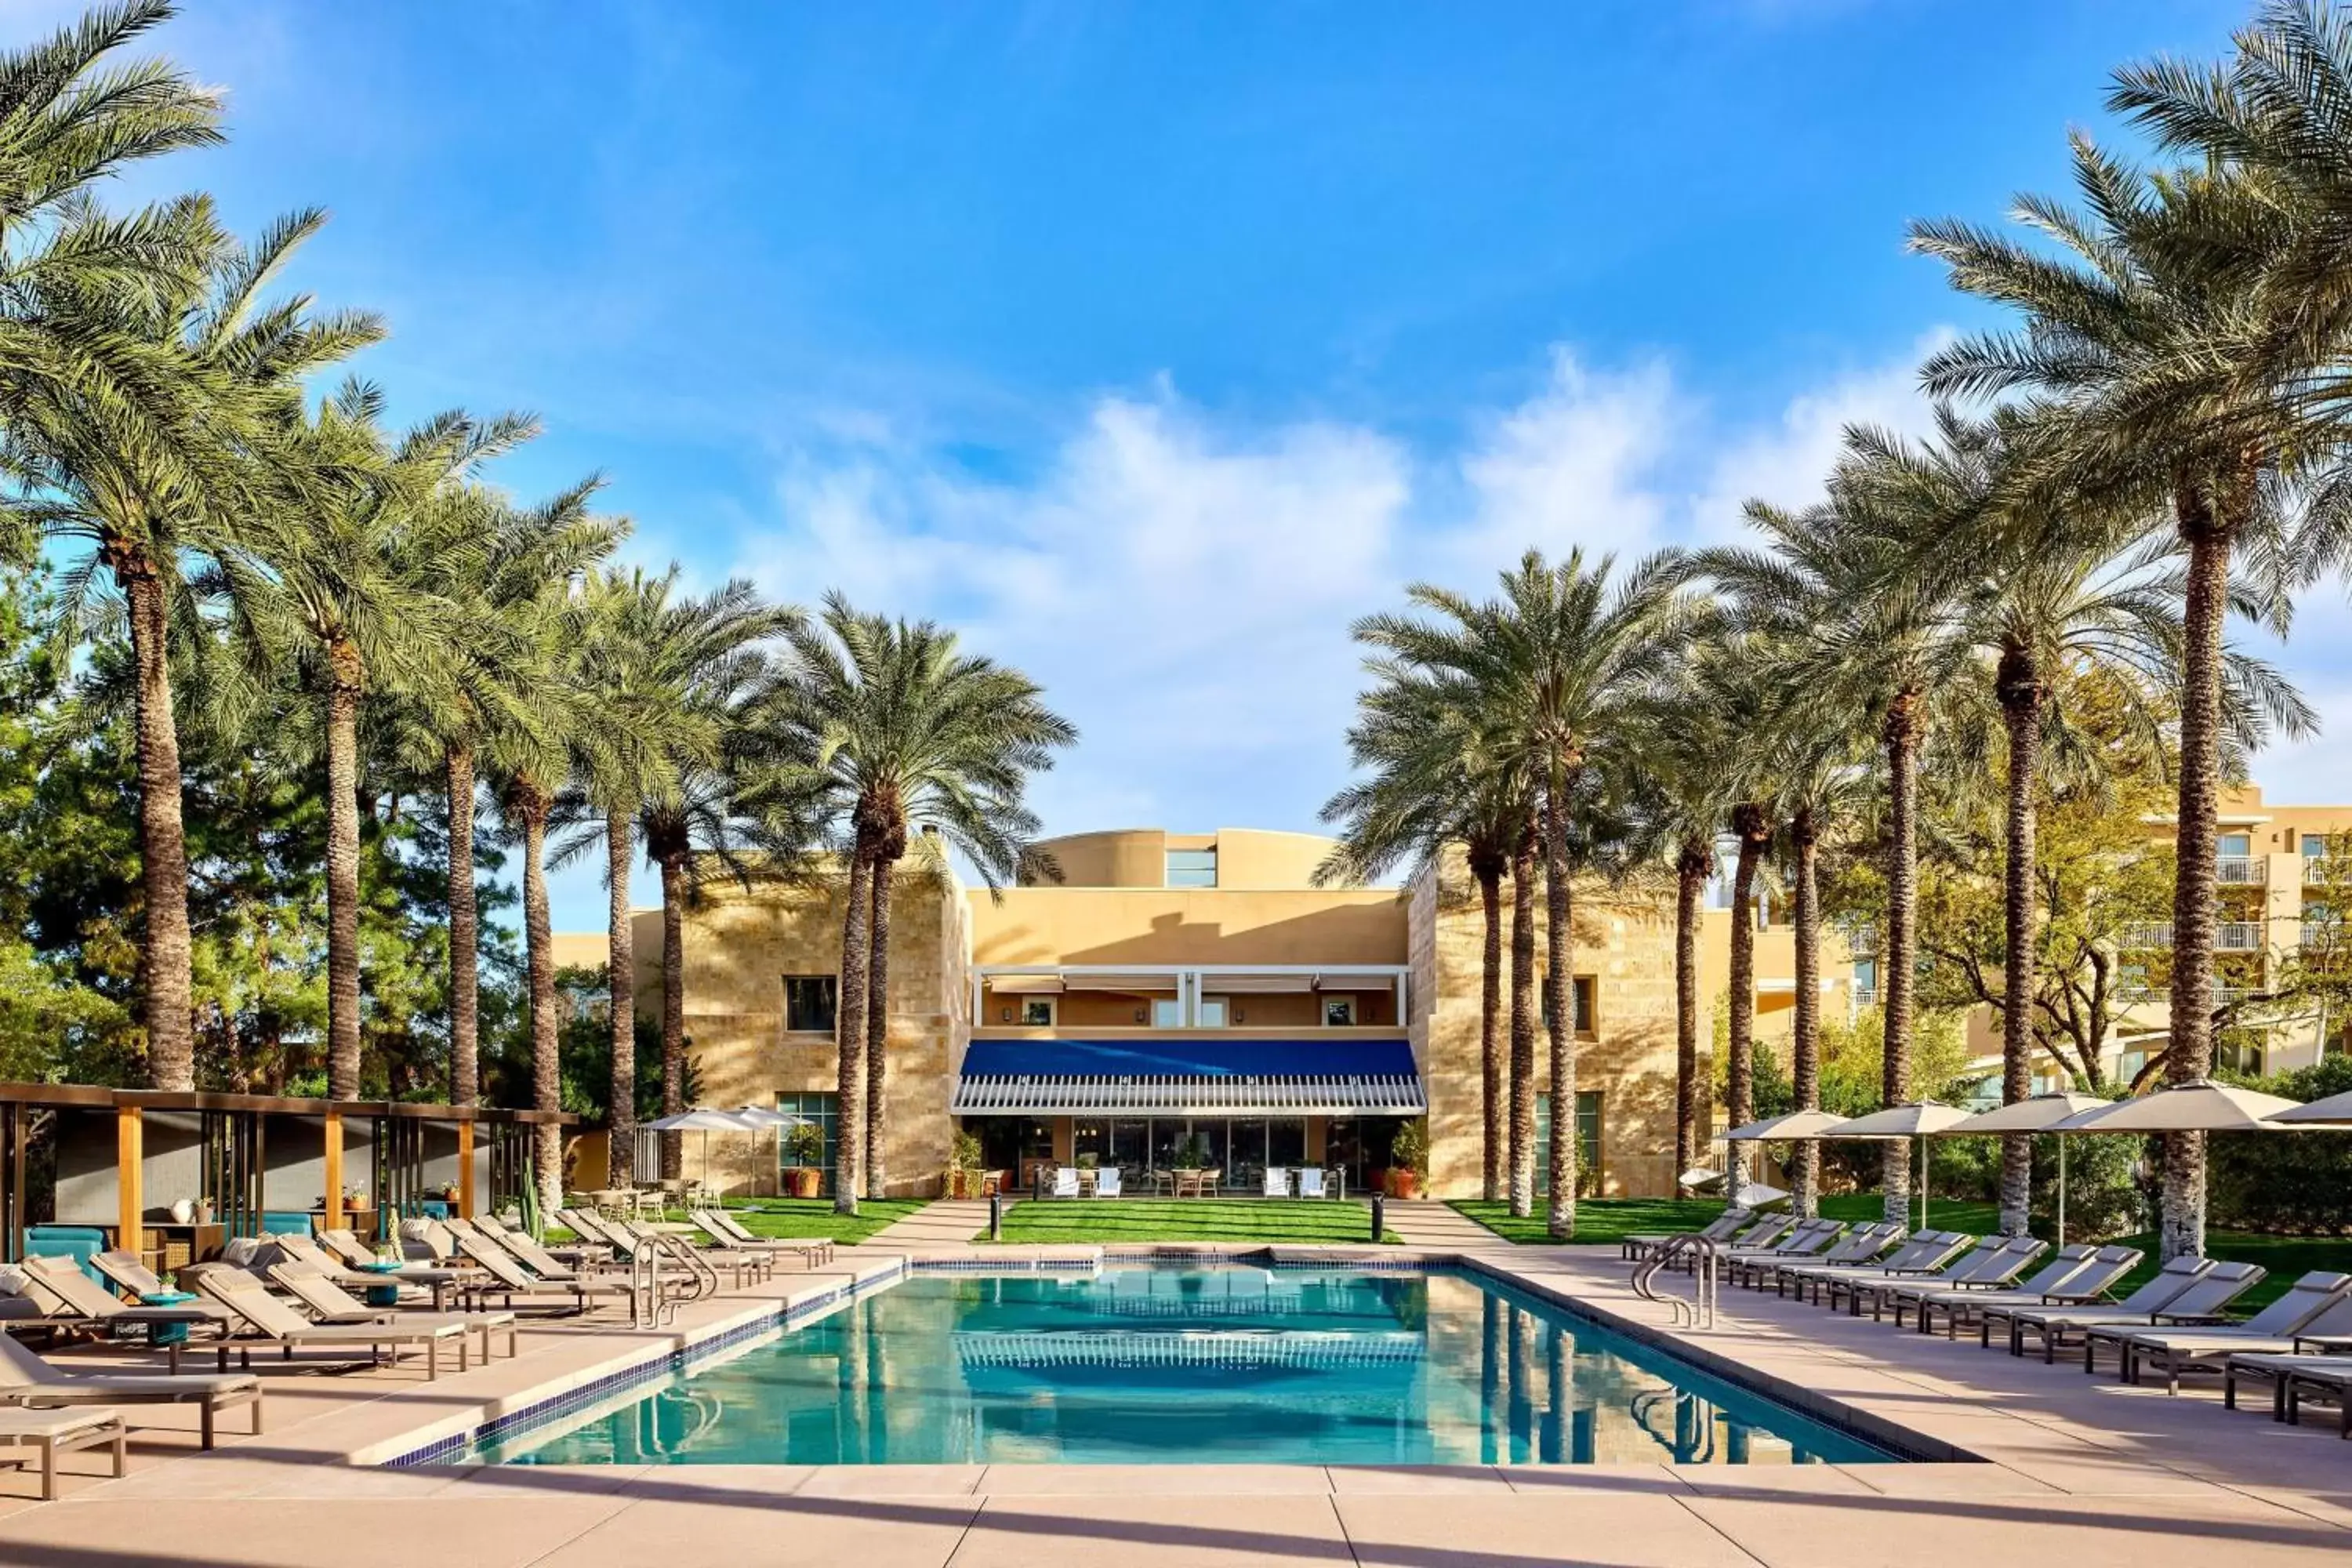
784,1167,821,1200
1389,1170,1421,1200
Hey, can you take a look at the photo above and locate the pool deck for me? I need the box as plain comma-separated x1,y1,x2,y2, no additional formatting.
0,1229,2343,1566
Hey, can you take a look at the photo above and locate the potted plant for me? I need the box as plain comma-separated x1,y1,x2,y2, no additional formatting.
946,1130,984,1199
781,1123,826,1199
1388,1120,1428,1200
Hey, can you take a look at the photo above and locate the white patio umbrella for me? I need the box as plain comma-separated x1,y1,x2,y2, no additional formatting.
728,1105,811,1198
1722,1109,1852,1142
1817,1102,1976,1229
1933,1092,2108,1246
643,1108,760,1197
1732,1182,1789,1209
2267,1087,2352,1126
2049,1079,2303,1133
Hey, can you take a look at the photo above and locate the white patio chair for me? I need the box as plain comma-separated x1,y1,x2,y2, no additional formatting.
1262,1167,1290,1198
1094,1167,1123,1198
1051,1167,1080,1198
1297,1168,1327,1199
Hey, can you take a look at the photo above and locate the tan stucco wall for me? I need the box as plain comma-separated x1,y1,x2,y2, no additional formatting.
1024,827,1350,889
969,887,1407,967
1410,848,1684,1201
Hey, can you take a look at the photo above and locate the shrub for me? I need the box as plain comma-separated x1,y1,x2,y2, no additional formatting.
1391,1118,1429,1174
2209,1054,2352,1234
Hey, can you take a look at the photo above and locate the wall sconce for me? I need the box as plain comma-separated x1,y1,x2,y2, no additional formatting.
999,1007,1013,1023
1134,1007,1148,1024
1234,1007,1246,1024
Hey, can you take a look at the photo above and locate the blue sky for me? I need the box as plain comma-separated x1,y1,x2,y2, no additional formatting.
38,0,2348,930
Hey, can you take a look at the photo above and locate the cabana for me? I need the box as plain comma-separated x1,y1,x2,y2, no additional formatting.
2,1083,575,1270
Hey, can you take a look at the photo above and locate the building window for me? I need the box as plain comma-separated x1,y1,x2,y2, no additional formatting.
1020,997,1056,1027
1151,997,1183,1028
1532,1091,1603,1197
1166,849,1218,887
1537,978,1598,1035
1197,998,1229,1028
2218,833,2252,858
1323,996,1356,1027
783,976,837,1034
775,1092,839,1193
2306,834,2330,858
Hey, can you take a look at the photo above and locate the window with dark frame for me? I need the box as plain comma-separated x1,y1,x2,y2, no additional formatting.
783,975,838,1033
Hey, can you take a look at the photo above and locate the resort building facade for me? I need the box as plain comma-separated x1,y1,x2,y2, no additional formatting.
606,827,1686,1200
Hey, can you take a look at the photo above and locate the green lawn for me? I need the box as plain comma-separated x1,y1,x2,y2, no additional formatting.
1449,1197,1725,1247
980,1198,1398,1246
663,1197,928,1247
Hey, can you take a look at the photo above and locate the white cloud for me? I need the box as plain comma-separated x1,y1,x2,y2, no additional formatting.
727,336,1955,857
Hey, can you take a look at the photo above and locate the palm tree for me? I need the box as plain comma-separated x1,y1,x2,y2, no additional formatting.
1910,140,2325,1257
1319,668,1530,1200
560,567,790,1183
7,201,378,1090
234,385,531,1098
766,595,1075,1212
1354,549,1696,1236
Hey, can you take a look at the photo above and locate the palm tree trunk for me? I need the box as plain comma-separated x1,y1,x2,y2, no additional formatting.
116,556,194,1091
1674,839,1709,1181
864,855,894,1200
514,781,563,1220
1791,807,1821,1219
1998,648,2043,1238
1475,858,1505,1203
833,851,873,1215
1542,766,1577,1240
606,808,637,1186
2162,479,2235,1261
658,854,688,1180
1881,691,1923,1227
1726,807,1768,1191
446,746,479,1106
1507,832,1537,1218
324,644,365,1101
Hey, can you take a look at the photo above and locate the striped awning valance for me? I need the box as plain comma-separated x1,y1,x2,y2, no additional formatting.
1062,972,1181,993
949,1073,1425,1116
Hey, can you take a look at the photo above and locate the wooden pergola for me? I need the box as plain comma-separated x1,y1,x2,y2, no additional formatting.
0,1083,577,1265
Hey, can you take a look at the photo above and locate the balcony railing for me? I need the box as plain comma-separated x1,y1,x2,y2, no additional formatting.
2116,984,2257,1007
2307,857,2351,886
2217,856,2265,885
2123,921,2262,952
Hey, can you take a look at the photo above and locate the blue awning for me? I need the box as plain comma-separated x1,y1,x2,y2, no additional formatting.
953,1038,1424,1116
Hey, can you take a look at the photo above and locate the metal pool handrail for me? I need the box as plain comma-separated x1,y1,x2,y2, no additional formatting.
1632,1233,1718,1330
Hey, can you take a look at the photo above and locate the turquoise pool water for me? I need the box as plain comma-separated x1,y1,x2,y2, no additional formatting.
470,1268,1893,1467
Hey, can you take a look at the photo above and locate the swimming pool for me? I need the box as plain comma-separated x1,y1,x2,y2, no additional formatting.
467,1266,1894,1467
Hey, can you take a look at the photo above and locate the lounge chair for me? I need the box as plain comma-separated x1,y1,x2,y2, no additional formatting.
694,1208,834,1267
16,1257,233,1374
1296,1168,1327,1200
616,1221,772,1286
1741,1223,1900,1292
1879,1236,2051,1328
452,1233,633,1315
1904,1244,2093,1335
1806,1232,1979,1312
1051,1167,1080,1198
1985,1255,2216,1359
1919,1245,2144,1340
2097,1272,2352,1391
1774,1229,1958,1301
1846,1236,2043,1323
264,1261,518,1365
0,1330,261,1449
1722,1219,1846,1287
2224,1351,2352,1435
456,1219,610,1283
0,1406,123,1499
1094,1167,1123,1197
1262,1167,1290,1198
270,1232,465,1312
189,1266,474,1379
1623,1207,1751,1262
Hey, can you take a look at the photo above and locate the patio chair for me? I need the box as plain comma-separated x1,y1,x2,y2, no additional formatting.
1878,1236,2049,1327
1623,1207,1751,1262
271,1233,464,1312
2096,1272,2352,1391
0,1331,260,1450
616,1222,773,1287
1093,1167,1123,1198
1840,1236,2036,1322
1984,1255,2216,1360
2223,1351,2352,1435
1051,1167,1080,1199
1262,1167,1290,1198
0,1406,123,1499
16,1257,233,1373
1297,1168,1327,1200
187,1266,474,1380
1902,1243,2099,1336
264,1261,517,1365
692,1209,833,1267
448,1234,634,1315
1920,1245,2144,1340
1722,1218,1846,1287
1795,1232,1975,1309
1739,1222,1899,1292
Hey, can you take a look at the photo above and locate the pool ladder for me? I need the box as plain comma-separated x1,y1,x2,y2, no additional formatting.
628,1230,720,1329
1631,1234,1718,1330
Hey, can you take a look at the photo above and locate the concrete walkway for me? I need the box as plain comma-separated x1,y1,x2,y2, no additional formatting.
1382,1198,1509,1250
860,1198,993,1249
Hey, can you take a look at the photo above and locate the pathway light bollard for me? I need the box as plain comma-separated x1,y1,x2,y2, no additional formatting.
1370,1194,1385,1243
989,1192,1003,1242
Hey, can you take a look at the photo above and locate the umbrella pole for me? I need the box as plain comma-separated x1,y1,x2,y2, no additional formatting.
1918,1137,1928,1231
2057,1137,2067,1250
